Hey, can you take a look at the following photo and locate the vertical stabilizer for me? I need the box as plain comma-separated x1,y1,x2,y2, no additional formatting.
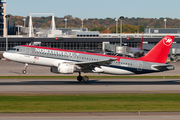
139,35,174,63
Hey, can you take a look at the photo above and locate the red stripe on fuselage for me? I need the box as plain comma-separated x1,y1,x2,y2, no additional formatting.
20,45,137,61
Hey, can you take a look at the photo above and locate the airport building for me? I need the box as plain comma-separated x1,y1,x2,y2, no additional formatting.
0,0,6,37
0,6,180,53
1,15,180,52
0,33,180,52
1,20,180,52
144,28,180,34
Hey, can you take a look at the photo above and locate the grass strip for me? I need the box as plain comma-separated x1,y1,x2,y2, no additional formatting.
0,76,180,79
0,94,180,113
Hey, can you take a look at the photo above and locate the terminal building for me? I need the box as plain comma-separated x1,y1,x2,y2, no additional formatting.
1,23,180,52
0,0,6,37
1,24,180,52
144,28,180,34
0,33,180,52
0,6,180,53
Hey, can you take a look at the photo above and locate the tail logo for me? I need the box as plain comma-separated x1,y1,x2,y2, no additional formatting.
163,37,173,46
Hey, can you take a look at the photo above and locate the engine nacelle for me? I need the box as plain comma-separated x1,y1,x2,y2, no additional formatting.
50,63,75,74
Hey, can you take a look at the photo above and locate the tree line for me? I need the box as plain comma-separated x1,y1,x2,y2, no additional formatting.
7,14,180,33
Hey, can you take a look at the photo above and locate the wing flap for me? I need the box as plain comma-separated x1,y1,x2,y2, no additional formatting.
74,58,117,72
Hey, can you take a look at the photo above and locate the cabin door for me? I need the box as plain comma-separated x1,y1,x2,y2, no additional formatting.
137,61,143,71
25,48,31,57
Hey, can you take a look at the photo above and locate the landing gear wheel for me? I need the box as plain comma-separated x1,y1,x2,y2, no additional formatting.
77,72,83,82
83,75,89,82
22,63,28,74
22,70,27,74
77,76,83,82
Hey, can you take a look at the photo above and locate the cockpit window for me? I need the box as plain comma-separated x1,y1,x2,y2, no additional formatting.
10,48,20,52
10,48,16,51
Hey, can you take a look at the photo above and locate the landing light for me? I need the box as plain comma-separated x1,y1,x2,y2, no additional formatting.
55,37,63,40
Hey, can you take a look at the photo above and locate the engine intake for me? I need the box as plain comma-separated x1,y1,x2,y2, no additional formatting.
50,66,59,74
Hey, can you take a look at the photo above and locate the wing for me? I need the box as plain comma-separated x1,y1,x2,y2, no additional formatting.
74,58,117,72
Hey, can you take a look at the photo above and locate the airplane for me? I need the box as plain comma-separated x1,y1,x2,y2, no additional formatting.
128,32,144,58
103,33,144,58
3,35,175,82
129,32,144,51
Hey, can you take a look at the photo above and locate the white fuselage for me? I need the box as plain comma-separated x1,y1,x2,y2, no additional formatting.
3,52,134,75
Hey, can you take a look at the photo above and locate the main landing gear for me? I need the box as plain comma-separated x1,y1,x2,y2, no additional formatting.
22,63,28,74
77,72,89,82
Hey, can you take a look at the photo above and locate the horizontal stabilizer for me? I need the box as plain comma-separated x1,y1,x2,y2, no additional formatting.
152,64,174,71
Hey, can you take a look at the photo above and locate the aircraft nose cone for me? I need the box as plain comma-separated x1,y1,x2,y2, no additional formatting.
3,52,9,59
3,52,7,58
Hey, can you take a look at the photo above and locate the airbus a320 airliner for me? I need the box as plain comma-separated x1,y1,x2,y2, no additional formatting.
3,35,175,82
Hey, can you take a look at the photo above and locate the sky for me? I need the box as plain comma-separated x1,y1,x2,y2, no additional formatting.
6,0,180,19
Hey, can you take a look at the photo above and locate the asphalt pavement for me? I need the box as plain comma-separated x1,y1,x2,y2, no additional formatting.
1,60,180,120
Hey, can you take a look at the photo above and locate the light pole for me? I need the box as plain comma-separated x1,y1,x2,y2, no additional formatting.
115,18,118,33
5,15,10,51
64,18,67,28
164,18,167,29
23,18,26,27
81,19,84,28
120,16,124,46
17,23,19,35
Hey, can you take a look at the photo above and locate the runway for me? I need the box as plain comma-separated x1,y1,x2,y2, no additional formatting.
1,61,180,120
0,60,179,94
1,79,180,94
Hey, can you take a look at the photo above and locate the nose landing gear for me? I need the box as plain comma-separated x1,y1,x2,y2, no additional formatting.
22,63,28,74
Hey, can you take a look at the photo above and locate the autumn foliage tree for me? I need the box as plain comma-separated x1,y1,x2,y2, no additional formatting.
101,29,111,33
7,14,180,33
90,26,106,32
109,24,141,33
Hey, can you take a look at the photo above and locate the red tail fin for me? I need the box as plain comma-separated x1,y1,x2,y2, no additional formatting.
140,32,144,50
139,35,174,63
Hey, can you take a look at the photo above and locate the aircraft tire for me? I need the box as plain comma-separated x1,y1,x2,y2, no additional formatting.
22,70,27,74
77,76,83,82
83,75,89,82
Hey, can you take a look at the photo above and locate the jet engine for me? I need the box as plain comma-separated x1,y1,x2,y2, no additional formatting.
50,66,59,74
50,63,75,74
